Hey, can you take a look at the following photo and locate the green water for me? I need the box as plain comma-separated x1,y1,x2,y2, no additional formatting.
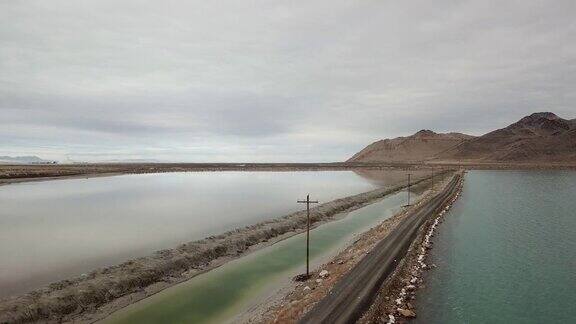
105,191,409,324
415,171,576,324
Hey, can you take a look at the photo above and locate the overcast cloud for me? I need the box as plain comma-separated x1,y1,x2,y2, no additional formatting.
1,0,575,162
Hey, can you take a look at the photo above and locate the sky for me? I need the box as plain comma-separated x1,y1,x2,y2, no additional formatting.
1,0,575,162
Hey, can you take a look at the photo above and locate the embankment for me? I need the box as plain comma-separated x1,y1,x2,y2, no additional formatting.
0,172,448,324
297,173,462,324
359,173,464,323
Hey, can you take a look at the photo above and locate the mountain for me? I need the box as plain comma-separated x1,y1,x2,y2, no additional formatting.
350,112,576,164
0,156,55,164
348,130,474,163
436,112,576,162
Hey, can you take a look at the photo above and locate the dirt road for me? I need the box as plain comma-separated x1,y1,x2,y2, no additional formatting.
299,174,461,324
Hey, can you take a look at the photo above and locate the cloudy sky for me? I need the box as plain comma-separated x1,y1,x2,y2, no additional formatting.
1,0,575,162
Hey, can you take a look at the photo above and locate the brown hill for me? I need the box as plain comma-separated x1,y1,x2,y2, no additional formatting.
436,112,576,162
348,130,474,163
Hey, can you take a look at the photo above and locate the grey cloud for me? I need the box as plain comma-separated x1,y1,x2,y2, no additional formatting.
1,0,575,161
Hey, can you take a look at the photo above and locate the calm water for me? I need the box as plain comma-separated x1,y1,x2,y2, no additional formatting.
415,171,576,324
105,191,410,324
0,170,418,297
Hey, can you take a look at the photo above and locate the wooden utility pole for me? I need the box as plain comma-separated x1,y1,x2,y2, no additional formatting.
297,194,319,278
407,173,412,206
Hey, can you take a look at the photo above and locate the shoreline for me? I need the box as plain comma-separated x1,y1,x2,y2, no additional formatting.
95,205,372,324
1,161,574,186
0,172,126,187
258,173,456,323
359,173,464,323
295,174,461,323
0,173,443,324
106,189,416,324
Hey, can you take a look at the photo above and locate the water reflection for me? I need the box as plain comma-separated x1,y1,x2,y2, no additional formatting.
0,171,410,297
353,168,432,187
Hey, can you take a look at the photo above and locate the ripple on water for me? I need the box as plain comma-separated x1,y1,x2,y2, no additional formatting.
415,171,576,324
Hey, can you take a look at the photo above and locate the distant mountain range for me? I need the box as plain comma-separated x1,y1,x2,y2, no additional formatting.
349,112,576,163
0,156,56,164
98,159,163,163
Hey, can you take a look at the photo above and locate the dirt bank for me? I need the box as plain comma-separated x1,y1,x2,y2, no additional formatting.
254,172,456,323
0,172,446,324
358,172,464,324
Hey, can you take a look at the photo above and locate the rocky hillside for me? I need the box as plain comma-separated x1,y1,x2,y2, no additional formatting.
436,112,576,162
348,130,474,163
350,112,576,164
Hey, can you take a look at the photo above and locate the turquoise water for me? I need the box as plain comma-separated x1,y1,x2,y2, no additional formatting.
415,171,576,324
105,191,410,324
